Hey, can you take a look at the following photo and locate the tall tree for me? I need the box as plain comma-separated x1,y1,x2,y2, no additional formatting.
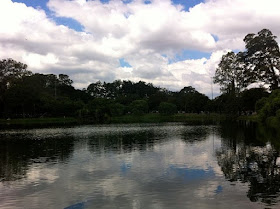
87,81,106,98
58,74,73,86
0,59,31,117
244,29,280,90
213,51,245,95
0,58,30,92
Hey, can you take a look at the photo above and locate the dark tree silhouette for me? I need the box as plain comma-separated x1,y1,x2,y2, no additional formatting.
244,29,280,90
214,51,246,95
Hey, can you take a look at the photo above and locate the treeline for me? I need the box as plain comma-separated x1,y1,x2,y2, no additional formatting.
0,59,211,122
0,58,270,123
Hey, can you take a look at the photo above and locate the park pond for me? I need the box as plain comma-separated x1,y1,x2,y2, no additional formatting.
1,122,280,209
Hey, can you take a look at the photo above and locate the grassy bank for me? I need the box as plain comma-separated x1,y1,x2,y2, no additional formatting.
110,113,226,124
0,117,79,128
0,113,226,128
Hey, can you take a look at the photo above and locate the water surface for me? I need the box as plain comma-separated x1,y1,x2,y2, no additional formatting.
0,122,280,208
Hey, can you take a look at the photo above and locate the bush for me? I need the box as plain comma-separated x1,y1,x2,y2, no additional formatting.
109,103,125,116
159,102,177,115
276,109,280,120
257,90,280,122
242,88,268,112
255,97,268,114
129,100,149,115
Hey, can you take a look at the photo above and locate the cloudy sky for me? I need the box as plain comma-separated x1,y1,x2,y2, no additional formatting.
1,0,280,97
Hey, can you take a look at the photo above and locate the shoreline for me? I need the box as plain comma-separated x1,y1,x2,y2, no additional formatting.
0,113,226,128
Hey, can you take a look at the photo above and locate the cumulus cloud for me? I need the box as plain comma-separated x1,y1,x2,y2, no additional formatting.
1,0,280,97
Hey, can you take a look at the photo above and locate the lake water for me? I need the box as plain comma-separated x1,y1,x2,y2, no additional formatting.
1,122,280,209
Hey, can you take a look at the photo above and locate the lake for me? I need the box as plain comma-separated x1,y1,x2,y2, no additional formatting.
0,122,280,209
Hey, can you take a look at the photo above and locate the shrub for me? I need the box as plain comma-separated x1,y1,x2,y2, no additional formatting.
109,103,125,116
129,100,149,115
158,102,177,115
258,90,280,122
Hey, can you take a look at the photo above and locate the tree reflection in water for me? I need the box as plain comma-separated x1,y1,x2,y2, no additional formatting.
216,122,280,205
180,126,210,143
0,134,75,182
87,130,159,154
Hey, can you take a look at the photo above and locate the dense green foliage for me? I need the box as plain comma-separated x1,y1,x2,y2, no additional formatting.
175,86,209,113
129,100,149,115
256,90,280,122
241,88,269,112
1,72,88,118
158,102,177,115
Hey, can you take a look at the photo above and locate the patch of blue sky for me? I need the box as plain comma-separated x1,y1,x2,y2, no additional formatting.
111,0,203,8
232,49,242,53
12,0,84,32
168,49,211,64
100,0,110,3
119,58,132,68
122,0,134,4
100,0,150,4
211,34,219,42
171,0,204,11
12,0,49,11
54,17,84,32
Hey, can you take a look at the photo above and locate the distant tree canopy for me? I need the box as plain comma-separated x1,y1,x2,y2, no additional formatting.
0,58,213,120
0,58,30,98
176,86,209,113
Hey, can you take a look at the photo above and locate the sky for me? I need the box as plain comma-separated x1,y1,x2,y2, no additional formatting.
1,0,280,98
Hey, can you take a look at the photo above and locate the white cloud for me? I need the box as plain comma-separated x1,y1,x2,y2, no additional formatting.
23,53,59,69
1,0,280,97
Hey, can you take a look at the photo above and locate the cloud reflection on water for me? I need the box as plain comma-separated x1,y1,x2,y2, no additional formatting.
0,123,276,209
